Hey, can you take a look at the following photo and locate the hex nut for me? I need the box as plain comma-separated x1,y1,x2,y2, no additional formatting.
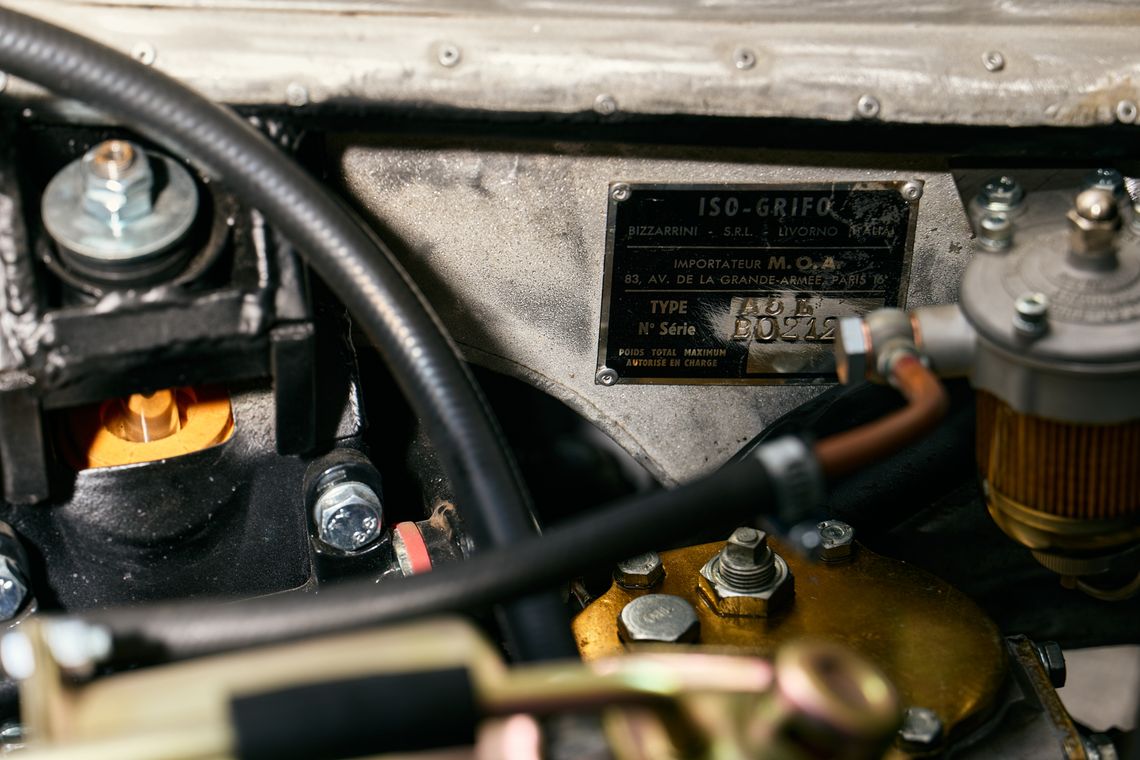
898,706,943,748
0,560,28,622
1068,188,1121,261
614,552,665,589
1034,641,1066,688
698,552,793,617
617,594,699,644
81,140,154,224
314,481,383,552
817,520,855,563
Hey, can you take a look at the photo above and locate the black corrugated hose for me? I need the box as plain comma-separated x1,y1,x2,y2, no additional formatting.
0,7,576,662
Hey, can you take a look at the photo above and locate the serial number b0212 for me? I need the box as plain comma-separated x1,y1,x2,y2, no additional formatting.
597,183,917,384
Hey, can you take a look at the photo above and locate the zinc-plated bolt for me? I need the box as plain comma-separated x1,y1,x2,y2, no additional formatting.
856,94,881,119
610,184,631,202
1068,188,1122,270
1083,168,1126,200
314,481,383,552
817,520,855,563
594,94,618,116
596,367,619,386
1034,640,1067,688
438,44,462,68
81,140,154,225
130,42,157,66
898,706,943,748
614,552,665,589
1116,99,1138,125
1013,292,1049,338
977,214,1013,250
617,594,699,644
733,47,757,70
981,50,1005,72
977,175,1025,213
901,181,923,201
0,560,27,623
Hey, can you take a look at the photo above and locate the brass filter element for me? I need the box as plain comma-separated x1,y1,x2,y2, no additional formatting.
976,391,1140,551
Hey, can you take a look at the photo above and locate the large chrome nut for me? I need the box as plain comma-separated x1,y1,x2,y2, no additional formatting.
314,481,383,552
698,552,793,617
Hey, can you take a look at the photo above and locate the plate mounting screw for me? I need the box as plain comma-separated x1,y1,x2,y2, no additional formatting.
610,184,631,202
596,367,619,386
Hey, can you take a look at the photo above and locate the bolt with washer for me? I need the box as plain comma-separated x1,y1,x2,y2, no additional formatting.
617,594,700,644
314,481,384,553
81,140,154,225
976,175,1025,213
898,706,943,748
614,552,665,589
698,527,793,617
817,520,855,563
1012,292,1049,338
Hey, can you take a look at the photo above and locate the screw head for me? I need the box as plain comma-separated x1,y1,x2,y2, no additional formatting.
981,50,1005,72
1012,292,1049,337
817,520,855,563
617,594,700,644
856,94,881,119
1116,99,1138,124
595,367,619,386
733,47,757,70
438,43,462,68
901,181,923,201
314,481,383,552
610,184,631,202
1083,168,1126,200
977,175,1025,212
594,94,618,116
899,706,943,748
614,552,665,589
130,42,157,66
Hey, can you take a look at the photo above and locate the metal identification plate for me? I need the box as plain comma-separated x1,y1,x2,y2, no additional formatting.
597,182,917,384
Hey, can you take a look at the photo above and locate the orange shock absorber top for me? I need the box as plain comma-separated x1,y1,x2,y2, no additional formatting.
62,386,235,470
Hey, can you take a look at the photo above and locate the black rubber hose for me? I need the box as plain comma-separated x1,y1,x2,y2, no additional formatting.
86,450,777,662
0,8,575,661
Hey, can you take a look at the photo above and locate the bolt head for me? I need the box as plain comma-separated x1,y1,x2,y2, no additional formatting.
0,561,26,622
315,481,383,552
1034,641,1066,688
698,552,793,617
817,520,855,562
610,184,631,202
898,706,943,748
617,594,699,644
977,176,1025,212
614,552,665,589
723,527,767,566
81,140,154,224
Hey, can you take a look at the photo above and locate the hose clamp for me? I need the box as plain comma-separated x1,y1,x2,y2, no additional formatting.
753,436,826,525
